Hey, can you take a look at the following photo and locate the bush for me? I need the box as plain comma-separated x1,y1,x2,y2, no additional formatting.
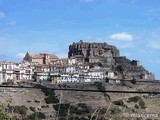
134,104,139,109
34,100,40,103
2,81,14,85
13,105,28,115
94,82,110,100
35,84,59,104
113,100,125,107
131,79,136,84
127,96,141,103
27,112,46,120
110,107,121,114
94,82,105,92
53,104,70,117
45,94,59,104
77,103,90,114
139,100,146,109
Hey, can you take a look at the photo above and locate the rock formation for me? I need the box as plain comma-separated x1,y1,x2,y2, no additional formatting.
68,40,155,80
68,40,120,59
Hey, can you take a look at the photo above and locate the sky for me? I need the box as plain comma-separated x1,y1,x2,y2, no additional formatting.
0,0,160,79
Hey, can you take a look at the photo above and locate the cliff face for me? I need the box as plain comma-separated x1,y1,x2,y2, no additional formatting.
68,40,155,80
68,40,120,58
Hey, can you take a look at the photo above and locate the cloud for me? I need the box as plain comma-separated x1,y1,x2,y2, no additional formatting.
110,32,133,41
147,40,160,49
16,53,26,59
7,21,16,26
80,0,95,3
0,11,5,19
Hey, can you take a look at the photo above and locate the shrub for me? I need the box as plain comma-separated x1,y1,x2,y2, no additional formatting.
45,94,59,104
2,82,14,85
134,104,139,109
94,82,105,92
35,84,59,104
113,100,125,107
77,103,90,114
27,112,46,120
110,107,121,114
94,82,110,100
139,100,146,109
13,105,28,115
53,104,70,117
34,100,40,103
131,79,136,84
127,96,141,103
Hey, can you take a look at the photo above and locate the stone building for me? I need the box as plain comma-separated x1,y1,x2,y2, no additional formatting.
23,52,59,64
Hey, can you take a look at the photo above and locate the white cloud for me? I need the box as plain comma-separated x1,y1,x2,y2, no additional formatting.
7,21,16,26
16,53,26,59
147,40,160,49
80,0,95,3
0,11,5,19
110,32,133,41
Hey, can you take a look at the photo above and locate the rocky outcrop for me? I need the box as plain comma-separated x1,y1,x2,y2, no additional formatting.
68,40,155,80
68,40,120,59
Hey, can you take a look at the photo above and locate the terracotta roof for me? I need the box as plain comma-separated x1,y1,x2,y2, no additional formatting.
49,54,59,59
29,53,58,59
30,54,43,59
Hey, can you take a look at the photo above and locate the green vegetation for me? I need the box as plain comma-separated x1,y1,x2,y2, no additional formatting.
94,82,110,100
77,103,90,114
0,107,16,120
131,79,136,84
113,100,125,107
53,103,90,118
53,103,70,117
45,94,59,104
94,82,105,92
34,100,40,103
35,84,59,104
127,96,141,103
127,96,146,109
2,81,14,85
26,112,46,120
138,100,146,109
110,107,121,114
12,105,28,115
134,104,139,109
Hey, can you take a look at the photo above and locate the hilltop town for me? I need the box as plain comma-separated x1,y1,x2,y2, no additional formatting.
0,41,160,120
0,40,155,84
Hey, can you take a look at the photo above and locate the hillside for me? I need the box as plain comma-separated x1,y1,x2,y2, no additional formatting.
0,81,159,120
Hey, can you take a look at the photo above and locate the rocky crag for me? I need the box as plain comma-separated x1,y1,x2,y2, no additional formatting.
68,40,120,58
68,40,155,80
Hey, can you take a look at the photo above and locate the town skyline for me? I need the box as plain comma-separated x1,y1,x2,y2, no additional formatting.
0,0,160,79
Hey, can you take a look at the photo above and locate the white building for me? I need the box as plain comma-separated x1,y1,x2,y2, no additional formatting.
65,65,76,73
57,73,80,83
106,71,115,78
0,66,3,83
88,70,104,82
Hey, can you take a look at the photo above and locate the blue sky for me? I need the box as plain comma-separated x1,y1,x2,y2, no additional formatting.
0,0,160,79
